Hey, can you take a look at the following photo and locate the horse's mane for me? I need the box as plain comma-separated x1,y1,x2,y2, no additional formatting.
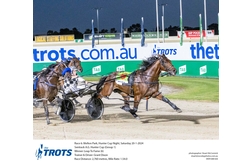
65,60,70,66
41,63,57,76
139,55,159,72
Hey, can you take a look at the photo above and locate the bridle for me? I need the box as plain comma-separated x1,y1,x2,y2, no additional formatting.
159,55,174,73
136,56,172,79
68,58,82,72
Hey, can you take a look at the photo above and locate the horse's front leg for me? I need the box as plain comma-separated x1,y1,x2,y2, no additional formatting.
154,93,182,113
43,100,50,124
119,92,140,119
128,95,141,119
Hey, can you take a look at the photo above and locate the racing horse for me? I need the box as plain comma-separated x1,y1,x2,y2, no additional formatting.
95,54,182,119
34,57,83,124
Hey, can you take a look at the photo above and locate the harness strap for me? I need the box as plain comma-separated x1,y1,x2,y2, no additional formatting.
44,81,57,87
151,92,162,98
133,81,159,84
145,81,159,84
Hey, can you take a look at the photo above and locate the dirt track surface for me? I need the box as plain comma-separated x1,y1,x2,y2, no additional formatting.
33,86,219,140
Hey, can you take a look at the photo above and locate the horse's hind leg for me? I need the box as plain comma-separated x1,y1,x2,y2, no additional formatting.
154,93,182,113
43,100,50,124
118,92,131,111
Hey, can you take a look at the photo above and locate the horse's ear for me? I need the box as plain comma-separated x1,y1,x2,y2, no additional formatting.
161,53,167,58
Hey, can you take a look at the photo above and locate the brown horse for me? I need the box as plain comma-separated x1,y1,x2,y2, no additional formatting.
95,54,182,119
34,57,83,124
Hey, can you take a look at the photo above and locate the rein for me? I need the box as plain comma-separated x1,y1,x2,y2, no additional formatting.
44,81,57,87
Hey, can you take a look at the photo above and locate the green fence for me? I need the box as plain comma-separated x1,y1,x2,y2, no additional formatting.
33,60,219,78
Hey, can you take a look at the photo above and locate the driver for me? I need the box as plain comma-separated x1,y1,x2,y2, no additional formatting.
62,66,85,106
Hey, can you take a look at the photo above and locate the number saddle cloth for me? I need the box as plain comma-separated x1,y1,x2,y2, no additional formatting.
115,71,133,86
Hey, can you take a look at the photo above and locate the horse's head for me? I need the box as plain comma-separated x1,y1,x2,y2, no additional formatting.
54,61,69,77
67,57,83,72
158,54,177,76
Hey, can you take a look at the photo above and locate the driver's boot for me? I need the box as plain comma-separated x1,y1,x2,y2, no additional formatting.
73,98,82,106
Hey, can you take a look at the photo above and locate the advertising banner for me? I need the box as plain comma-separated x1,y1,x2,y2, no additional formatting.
35,36,47,42
84,33,121,40
33,42,219,78
59,35,74,41
131,32,169,39
177,30,215,38
33,42,219,62
35,35,75,42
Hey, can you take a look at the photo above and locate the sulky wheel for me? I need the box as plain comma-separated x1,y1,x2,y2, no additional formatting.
86,97,104,119
59,99,75,122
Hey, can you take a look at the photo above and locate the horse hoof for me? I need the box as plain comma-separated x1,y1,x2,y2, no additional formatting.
176,108,182,113
130,112,139,119
46,119,50,125
135,116,140,120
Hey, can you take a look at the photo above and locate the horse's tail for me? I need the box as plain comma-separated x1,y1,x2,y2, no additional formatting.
96,75,108,93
